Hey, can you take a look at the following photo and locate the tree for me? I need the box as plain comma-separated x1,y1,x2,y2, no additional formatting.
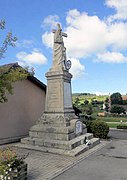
104,97,110,112
85,104,93,115
0,19,34,103
110,92,123,105
0,64,34,103
84,99,89,105
110,105,126,114
0,19,17,59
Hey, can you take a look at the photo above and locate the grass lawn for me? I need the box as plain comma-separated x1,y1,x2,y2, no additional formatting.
106,123,120,128
106,122,127,128
97,116,127,123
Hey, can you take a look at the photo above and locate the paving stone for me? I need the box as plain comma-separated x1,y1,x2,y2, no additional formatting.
0,141,109,180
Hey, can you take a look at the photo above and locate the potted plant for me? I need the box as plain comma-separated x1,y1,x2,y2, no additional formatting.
0,147,28,180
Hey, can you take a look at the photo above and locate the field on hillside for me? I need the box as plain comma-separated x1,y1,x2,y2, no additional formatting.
72,93,108,104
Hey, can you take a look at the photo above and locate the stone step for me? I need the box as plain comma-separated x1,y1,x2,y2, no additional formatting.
30,124,74,134
67,144,89,156
67,138,100,156
89,138,100,148
17,137,100,157
29,131,76,141
29,125,87,141
21,133,94,150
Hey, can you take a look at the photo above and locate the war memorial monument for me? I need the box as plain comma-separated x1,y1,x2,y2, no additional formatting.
21,24,100,156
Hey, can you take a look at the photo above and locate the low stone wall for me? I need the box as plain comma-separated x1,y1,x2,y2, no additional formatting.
0,134,28,145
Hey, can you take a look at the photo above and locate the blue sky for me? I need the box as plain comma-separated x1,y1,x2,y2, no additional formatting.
1,0,127,95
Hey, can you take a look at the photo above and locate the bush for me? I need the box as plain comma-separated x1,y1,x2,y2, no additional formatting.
117,125,127,130
85,104,93,115
122,100,127,105
0,147,28,179
110,105,126,114
83,120,93,133
91,120,109,139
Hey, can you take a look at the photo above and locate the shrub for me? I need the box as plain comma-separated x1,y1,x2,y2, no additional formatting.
0,147,28,179
91,120,109,139
122,100,127,105
83,120,93,133
117,125,127,130
85,104,93,115
110,105,126,114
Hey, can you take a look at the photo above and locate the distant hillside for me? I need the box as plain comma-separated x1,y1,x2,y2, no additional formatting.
72,93,108,103
73,93,96,96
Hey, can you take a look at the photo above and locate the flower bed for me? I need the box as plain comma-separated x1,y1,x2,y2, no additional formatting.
0,147,27,180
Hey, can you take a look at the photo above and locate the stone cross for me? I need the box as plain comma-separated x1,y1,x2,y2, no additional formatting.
52,24,67,38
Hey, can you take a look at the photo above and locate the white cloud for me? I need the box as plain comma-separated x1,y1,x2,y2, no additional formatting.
41,8,127,69
42,15,60,29
42,32,53,49
16,39,34,48
95,91,109,96
107,22,127,50
69,58,85,79
64,9,108,58
106,0,127,21
16,49,47,66
42,9,108,58
97,51,127,63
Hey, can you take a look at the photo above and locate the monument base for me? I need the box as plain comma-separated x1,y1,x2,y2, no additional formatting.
19,113,100,156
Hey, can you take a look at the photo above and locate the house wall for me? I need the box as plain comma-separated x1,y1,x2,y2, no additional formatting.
0,79,46,144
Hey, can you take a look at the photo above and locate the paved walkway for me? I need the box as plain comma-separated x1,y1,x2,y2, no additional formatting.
1,129,127,180
54,139,127,180
0,141,109,180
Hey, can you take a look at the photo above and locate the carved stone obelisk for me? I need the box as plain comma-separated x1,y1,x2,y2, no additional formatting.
21,24,99,156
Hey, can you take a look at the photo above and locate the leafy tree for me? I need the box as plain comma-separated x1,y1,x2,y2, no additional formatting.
110,92,123,105
0,65,34,103
84,99,89,105
0,19,34,103
85,104,93,115
0,19,17,59
74,97,80,106
110,105,126,114
104,97,110,112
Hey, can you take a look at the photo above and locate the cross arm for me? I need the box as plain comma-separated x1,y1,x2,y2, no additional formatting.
52,29,67,37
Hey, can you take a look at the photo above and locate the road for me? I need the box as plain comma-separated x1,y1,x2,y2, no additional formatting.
54,129,127,180
109,128,127,140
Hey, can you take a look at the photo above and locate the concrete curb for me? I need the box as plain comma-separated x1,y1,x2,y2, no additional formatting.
110,128,127,132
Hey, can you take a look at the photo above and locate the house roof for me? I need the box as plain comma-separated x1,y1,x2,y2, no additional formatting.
0,63,46,92
0,63,19,74
122,96,127,101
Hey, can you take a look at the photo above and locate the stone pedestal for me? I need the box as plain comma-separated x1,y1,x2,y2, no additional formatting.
20,69,99,156
45,69,74,114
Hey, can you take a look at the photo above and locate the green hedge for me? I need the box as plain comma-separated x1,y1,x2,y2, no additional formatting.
117,125,127,130
91,120,109,139
83,120,109,139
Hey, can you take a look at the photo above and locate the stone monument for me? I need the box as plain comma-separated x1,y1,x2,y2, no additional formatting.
21,24,100,156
